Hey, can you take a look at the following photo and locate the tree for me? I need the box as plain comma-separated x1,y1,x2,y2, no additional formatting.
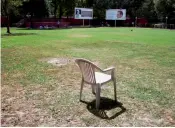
58,0,64,19
50,0,65,19
21,0,49,28
85,0,94,7
136,0,157,21
50,0,59,18
64,0,76,18
154,0,175,23
44,0,52,17
126,0,146,17
93,0,114,19
21,0,49,18
1,0,22,33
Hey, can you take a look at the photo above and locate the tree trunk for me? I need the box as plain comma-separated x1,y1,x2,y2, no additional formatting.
67,12,68,19
30,14,33,28
3,0,10,33
59,5,63,20
7,15,11,34
54,7,57,18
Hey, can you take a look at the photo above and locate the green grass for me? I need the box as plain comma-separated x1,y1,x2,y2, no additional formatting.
1,27,175,126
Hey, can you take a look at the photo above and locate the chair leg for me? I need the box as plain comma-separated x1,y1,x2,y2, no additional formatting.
96,84,101,109
92,85,95,95
113,79,117,102
80,79,84,101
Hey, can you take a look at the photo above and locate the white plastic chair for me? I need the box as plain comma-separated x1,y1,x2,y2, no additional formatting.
75,58,117,109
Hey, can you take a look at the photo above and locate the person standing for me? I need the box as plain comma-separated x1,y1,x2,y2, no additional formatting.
57,20,60,28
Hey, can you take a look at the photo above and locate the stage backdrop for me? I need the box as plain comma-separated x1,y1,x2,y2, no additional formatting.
74,8,93,19
106,9,126,20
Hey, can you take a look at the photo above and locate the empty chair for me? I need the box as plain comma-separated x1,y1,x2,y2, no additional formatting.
75,58,117,109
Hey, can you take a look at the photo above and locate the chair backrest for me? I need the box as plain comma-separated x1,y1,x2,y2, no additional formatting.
75,59,96,84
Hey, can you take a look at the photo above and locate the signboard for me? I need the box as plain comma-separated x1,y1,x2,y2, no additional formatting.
74,8,93,19
106,9,126,20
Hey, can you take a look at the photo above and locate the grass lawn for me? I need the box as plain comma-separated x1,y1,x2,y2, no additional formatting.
1,27,175,126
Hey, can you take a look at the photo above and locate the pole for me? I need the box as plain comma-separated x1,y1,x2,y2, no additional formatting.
115,20,116,27
166,17,168,29
135,17,137,27
83,19,84,26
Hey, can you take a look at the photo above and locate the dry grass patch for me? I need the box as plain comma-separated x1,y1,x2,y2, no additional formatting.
70,48,92,52
40,57,100,68
53,40,72,43
2,62,175,126
1,83,58,127
129,58,156,69
69,34,91,38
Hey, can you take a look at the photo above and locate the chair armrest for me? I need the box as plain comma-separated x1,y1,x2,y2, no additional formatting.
103,67,116,79
103,67,115,72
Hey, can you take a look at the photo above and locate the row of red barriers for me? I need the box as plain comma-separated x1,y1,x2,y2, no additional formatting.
124,18,148,25
25,21,70,28
24,18,91,28
24,17,148,28
1,16,7,26
1,16,148,28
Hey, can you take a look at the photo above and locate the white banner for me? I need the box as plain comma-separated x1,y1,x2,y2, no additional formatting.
75,8,93,19
106,9,126,20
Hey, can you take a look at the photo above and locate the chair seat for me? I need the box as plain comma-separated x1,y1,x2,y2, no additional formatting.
95,72,111,84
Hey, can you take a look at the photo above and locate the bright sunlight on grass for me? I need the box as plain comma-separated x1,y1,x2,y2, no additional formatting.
1,27,175,126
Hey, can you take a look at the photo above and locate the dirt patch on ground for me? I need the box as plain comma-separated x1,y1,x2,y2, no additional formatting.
40,57,100,67
161,109,175,125
40,58,75,67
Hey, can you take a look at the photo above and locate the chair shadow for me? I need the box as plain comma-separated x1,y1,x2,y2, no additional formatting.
80,97,126,120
